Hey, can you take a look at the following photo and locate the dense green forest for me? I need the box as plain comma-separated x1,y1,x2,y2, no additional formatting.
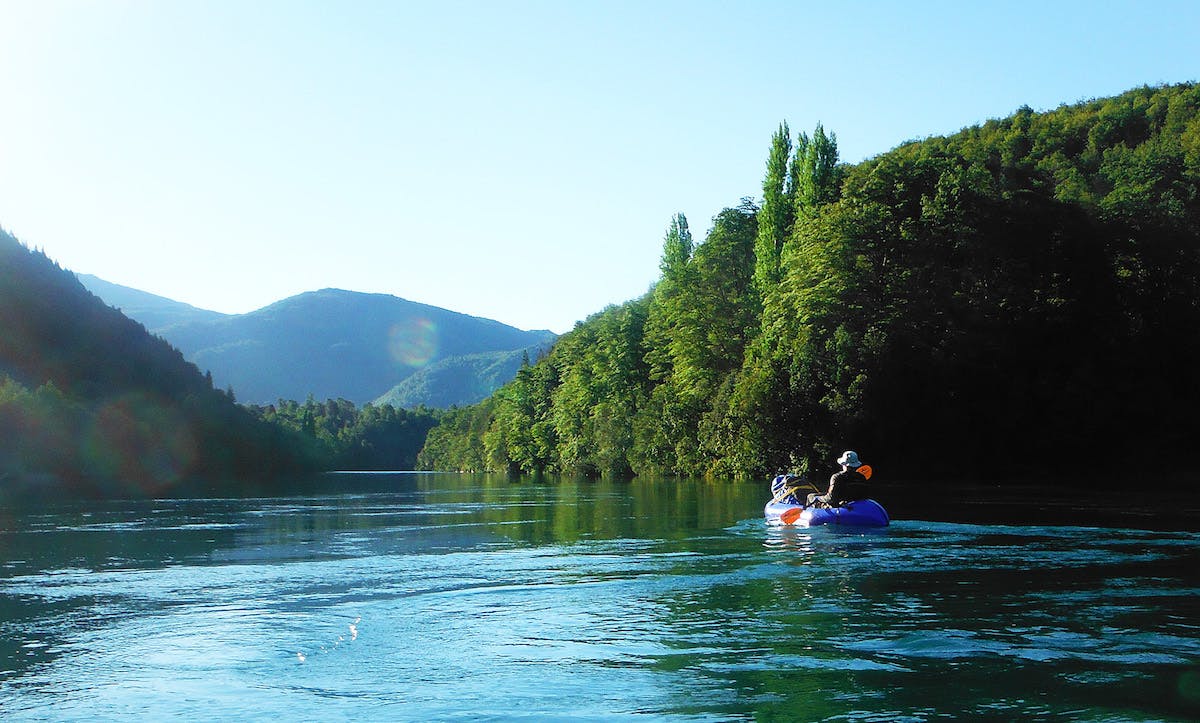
0,230,325,496
246,398,440,470
419,83,1200,485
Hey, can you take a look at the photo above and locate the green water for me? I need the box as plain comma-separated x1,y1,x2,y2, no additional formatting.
0,473,1197,721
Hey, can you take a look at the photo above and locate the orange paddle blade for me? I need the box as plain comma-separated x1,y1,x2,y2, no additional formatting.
780,507,804,525
857,464,873,480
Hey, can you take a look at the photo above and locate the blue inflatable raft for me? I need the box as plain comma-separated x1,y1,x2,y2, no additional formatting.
764,498,890,527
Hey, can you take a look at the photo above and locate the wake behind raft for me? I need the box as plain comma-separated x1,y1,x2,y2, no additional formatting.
764,468,890,527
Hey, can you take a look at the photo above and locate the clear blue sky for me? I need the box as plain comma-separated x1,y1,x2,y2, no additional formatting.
1,0,1196,333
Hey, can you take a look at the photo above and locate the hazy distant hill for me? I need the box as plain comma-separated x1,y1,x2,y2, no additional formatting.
80,279,557,406
76,274,227,330
374,343,552,408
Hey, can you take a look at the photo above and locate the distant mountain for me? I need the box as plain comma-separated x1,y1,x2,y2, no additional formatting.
0,229,321,494
374,343,552,408
80,279,557,406
76,274,227,330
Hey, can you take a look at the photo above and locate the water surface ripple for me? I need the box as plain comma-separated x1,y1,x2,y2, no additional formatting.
0,474,1196,721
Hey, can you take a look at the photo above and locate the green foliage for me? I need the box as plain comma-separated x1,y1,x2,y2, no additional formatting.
641,214,694,384
420,83,1200,484
417,401,495,472
490,352,559,473
754,122,793,294
659,213,694,278
248,398,439,470
755,122,841,299
749,83,1200,479
793,123,840,213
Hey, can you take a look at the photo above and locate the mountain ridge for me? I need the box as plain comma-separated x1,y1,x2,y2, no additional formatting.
78,277,557,406
76,273,229,330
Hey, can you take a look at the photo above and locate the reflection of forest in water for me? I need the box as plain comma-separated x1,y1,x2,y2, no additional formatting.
224,473,766,550
5,474,1196,578
411,473,765,545
0,473,767,572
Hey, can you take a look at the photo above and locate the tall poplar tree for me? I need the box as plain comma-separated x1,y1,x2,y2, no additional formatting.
753,122,793,296
644,213,694,383
794,123,839,215
661,213,693,276
785,131,810,230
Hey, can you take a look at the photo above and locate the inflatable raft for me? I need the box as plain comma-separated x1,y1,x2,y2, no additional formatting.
764,498,890,527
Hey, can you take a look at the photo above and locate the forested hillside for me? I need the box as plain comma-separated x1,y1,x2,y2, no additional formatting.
373,343,554,408
246,398,440,471
419,83,1200,485
0,231,323,496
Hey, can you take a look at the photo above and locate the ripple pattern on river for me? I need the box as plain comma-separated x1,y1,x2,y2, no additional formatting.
0,478,1197,721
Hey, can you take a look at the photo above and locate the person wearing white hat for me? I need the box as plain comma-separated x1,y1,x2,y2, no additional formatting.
806,450,871,508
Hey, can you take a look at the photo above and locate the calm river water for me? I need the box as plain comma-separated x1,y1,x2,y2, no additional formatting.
0,473,1197,721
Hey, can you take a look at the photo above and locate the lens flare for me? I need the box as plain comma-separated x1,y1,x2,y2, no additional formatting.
387,318,438,368
81,392,197,494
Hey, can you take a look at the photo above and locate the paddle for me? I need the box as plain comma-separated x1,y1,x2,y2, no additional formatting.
780,506,805,525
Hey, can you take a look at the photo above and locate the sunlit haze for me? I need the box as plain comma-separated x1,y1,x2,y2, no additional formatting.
1,0,1196,332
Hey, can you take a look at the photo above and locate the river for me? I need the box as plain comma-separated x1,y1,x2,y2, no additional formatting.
0,473,1197,720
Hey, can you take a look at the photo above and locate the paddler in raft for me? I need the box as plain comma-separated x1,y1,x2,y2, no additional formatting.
806,450,871,508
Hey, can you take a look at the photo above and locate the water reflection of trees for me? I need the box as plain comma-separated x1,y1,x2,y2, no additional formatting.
408,473,764,546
